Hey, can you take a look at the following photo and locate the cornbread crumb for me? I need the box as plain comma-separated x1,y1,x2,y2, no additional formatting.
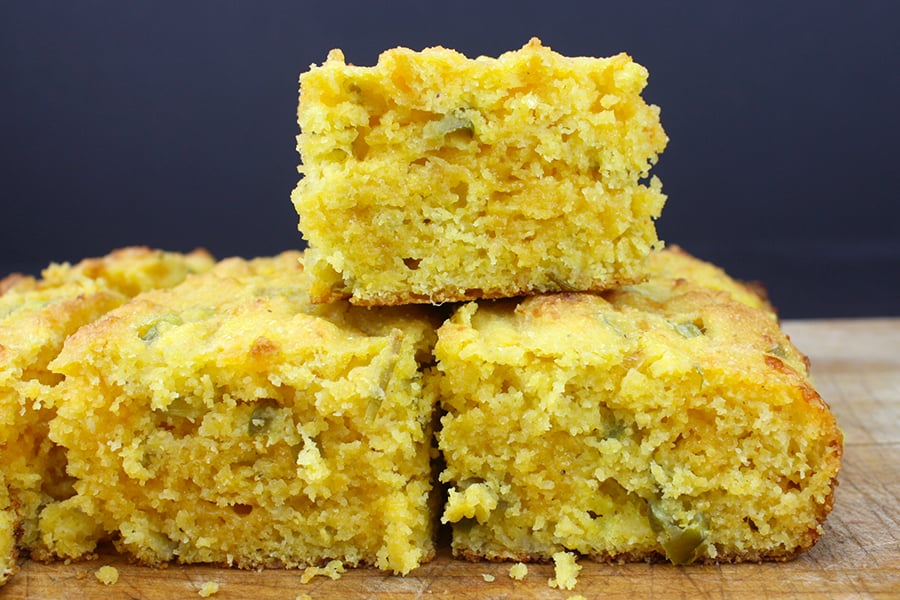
508,562,528,580
296,594,314,600
567,596,588,600
548,551,581,590
481,573,495,582
198,581,220,597
94,565,119,585
300,559,346,583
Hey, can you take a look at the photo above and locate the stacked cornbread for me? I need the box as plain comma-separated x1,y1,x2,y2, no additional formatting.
292,39,841,567
0,39,841,586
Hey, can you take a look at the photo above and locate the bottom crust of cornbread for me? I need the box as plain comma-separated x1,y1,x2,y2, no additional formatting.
432,248,842,565
44,253,441,575
306,247,646,308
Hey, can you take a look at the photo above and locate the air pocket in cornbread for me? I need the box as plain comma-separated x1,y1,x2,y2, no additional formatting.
432,248,842,564
292,38,668,305
45,252,441,574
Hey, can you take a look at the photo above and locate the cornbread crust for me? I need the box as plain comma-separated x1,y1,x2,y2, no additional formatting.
433,248,842,564
0,274,32,297
293,38,667,305
39,247,215,297
0,248,215,564
46,253,441,574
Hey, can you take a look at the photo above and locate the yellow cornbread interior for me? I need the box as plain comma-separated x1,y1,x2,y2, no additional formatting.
293,38,668,305
433,249,842,563
0,248,214,559
45,253,439,574
1,477,17,584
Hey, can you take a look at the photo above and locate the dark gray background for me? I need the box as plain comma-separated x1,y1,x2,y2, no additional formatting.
2,1,898,318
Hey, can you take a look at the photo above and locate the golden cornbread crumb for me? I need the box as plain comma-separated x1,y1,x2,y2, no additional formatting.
508,562,528,580
0,248,214,565
300,559,346,583
434,247,842,565
292,38,667,305
94,565,118,585
481,572,495,582
296,594,314,600
548,552,581,590
198,580,220,597
566,596,588,600
46,252,440,574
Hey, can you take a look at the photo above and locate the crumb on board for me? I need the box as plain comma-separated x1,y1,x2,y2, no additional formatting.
566,596,588,600
481,573,495,582
295,594,314,600
509,562,528,580
198,580,220,597
548,551,581,590
94,565,119,585
300,559,346,584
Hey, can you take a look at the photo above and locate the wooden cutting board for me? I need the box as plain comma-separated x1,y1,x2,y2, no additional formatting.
5,318,899,599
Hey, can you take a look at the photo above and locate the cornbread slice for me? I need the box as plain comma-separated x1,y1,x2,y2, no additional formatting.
0,248,214,562
45,253,440,574
433,247,842,564
292,38,668,305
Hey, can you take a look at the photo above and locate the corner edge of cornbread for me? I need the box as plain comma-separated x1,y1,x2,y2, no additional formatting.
433,247,842,565
44,252,442,575
293,38,668,306
0,247,216,565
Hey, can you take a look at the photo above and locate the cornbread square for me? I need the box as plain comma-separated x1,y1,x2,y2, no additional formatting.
0,248,214,561
292,38,668,305
433,248,842,564
45,253,440,574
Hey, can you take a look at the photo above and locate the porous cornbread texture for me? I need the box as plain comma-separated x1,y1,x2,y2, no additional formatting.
433,248,842,564
292,38,668,305
0,248,214,566
0,477,18,585
45,252,440,574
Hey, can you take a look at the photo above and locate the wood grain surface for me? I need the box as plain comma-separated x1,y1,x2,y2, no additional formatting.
4,318,898,599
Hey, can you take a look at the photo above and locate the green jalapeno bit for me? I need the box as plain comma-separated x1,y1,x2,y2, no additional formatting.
766,344,788,359
138,314,184,343
648,500,709,565
423,110,476,144
672,321,704,339
248,400,280,436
